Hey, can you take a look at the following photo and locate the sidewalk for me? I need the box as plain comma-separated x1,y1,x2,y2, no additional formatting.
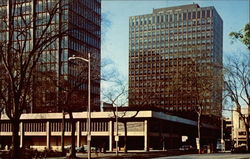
48,150,196,159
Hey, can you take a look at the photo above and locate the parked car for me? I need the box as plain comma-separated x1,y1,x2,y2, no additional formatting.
232,145,247,153
179,145,194,151
83,145,96,152
64,145,96,153
76,146,85,153
216,143,225,151
64,145,71,152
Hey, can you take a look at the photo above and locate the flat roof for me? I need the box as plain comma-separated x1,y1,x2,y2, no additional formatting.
0,110,217,129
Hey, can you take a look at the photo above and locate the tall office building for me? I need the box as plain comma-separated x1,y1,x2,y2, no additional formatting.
0,0,101,112
128,4,223,116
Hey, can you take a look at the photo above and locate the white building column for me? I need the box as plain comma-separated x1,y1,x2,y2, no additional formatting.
109,121,113,152
144,120,148,151
20,122,24,148
76,121,81,147
46,121,51,149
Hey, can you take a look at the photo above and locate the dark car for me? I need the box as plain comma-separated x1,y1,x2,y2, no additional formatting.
231,145,247,153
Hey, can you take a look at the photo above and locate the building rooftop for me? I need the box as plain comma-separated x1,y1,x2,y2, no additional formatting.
0,111,218,129
153,3,200,14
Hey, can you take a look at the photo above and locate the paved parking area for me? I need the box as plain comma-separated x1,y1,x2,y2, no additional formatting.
154,153,250,159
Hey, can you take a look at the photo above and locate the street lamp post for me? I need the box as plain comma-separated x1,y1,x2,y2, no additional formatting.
69,53,91,159
221,116,225,152
115,104,118,156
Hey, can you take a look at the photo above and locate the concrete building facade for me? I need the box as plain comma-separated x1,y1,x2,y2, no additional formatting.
128,4,223,116
232,108,249,148
0,111,220,151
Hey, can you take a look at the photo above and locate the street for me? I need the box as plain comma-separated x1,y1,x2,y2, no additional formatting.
154,153,250,159
46,152,250,159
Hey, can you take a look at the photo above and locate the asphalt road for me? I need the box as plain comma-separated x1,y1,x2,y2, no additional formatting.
45,151,250,159
154,153,250,159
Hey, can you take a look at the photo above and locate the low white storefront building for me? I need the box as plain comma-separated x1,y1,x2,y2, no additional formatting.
0,111,219,151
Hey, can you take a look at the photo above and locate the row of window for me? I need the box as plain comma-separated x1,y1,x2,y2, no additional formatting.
68,36,100,53
130,59,213,69
130,26,212,38
129,72,212,82
130,42,213,51
130,30,213,41
129,62,213,75
130,9,212,26
71,0,100,26
130,36,212,45
129,50,213,61
130,19,212,32
130,98,212,106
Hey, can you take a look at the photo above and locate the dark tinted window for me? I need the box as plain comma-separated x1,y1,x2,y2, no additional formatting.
179,13,182,20
197,11,200,18
183,13,186,20
207,10,210,17
202,10,205,18
174,14,177,21
188,12,191,19
192,12,196,19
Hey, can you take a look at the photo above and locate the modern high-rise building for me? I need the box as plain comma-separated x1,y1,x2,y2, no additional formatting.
0,0,101,112
128,4,223,116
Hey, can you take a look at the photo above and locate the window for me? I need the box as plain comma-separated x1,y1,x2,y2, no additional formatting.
202,10,205,18
183,13,186,20
161,15,164,22
174,14,177,21
188,12,191,19
192,11,196,19
157,16,159,23
197,11,200,18
179,13,182,20
207,10,210,17
179,22,182,27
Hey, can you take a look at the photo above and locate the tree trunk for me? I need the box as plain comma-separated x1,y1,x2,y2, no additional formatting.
246,117,250,152
69,112,76,159
61,111,65,155
123,122,127,153
10,119,20,159
198,112,201,154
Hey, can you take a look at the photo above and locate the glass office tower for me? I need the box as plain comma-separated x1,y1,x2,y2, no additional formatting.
129,4,223,116
0,0,101,112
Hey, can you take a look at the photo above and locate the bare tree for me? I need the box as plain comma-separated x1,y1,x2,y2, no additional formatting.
226,23,250,151
0,0,68,158
171,56,222,153
102,66,133,153
103,81,134,153
224,55,250,151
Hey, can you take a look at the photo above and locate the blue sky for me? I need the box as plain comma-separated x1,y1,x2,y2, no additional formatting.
101,0,249,80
